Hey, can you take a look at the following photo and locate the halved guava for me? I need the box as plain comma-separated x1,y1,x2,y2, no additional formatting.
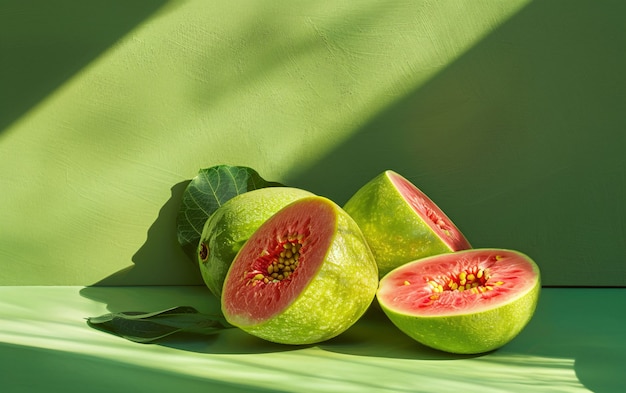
377,248,541,354
198,187,314,298
343,170,471,278
221,196,379,345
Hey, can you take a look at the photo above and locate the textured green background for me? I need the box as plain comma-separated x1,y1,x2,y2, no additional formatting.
1,0,624,286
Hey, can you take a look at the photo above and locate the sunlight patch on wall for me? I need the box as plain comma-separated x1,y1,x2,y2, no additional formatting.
0,0,530,285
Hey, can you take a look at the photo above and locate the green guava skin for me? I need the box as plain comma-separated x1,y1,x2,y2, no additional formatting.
222,197,379,345
377,249,541,354
343,170,470,278
197,187,314,298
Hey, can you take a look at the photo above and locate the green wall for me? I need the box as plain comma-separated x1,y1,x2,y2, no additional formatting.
1,0,624,286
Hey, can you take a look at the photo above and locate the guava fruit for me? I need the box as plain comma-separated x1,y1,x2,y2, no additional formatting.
343,170,472,278
221,196,379,345
197,187,314,298
377,248,541,354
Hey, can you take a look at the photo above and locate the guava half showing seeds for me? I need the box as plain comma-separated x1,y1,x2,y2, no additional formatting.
377,249,541,354
343,170,472,278
198,187,314,298
222,196,379,345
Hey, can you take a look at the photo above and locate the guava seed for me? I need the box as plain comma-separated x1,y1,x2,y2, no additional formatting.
247,233,304,285
427,266,496,294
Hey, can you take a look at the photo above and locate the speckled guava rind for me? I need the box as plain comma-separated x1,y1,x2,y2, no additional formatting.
198,187,314,298
221,196,379,345
377,249,541,354
343,170,471,278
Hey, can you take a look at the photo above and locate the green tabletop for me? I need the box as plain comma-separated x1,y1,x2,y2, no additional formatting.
1,286,624,392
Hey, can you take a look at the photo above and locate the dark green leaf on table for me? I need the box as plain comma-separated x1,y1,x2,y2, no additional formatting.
86,306,233,343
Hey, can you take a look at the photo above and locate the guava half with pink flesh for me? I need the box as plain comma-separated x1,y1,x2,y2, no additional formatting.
198,187,314,298
221,196,379,345
377,248,541,354
343,170,472,278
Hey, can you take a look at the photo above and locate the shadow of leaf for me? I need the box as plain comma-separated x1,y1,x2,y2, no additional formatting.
93,180,202,286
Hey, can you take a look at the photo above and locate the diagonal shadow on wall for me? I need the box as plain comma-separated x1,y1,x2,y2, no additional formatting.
93,179,205,286
284,0,626,287
84,1,625,290
0,0,168,134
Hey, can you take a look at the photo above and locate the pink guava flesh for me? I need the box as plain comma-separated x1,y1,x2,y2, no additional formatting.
222,199,335,325
378,249,539,316
389,172,471,252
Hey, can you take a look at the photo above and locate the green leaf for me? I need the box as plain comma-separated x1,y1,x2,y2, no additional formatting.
86,306,233,343
176,165,283,260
